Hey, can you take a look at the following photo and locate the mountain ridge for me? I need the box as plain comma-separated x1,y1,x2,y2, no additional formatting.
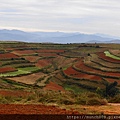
0,29,119,43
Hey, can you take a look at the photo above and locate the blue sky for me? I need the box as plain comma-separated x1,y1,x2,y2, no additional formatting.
0,0,120,36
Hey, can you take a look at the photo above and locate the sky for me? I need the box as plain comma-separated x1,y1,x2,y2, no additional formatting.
0,0,120,36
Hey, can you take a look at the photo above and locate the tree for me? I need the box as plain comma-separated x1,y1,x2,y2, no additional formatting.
87,53,90,56
105,81,119,97
96,81,119,98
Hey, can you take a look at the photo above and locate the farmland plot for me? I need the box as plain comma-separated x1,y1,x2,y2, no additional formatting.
12,50,36,56
44,81,65,91
74,60,120,78
109,49,120,57
84,59,120,72
35,59,51,68
90,54,120,68
0,53,19,60
24,56,40,62
97,52,120,63
0,67,17,73
63,66,102,81
0,66,40,77
8,72,46,85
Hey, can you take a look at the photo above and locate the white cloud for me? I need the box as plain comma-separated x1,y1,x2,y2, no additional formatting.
0,0,120,36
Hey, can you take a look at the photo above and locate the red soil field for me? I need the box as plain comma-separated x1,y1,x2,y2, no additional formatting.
75,60,120,78
44,81,65,91
0,67,16,73
35,49,65,53
0,90,31,97
0,104,79,114
97,52,120,64
0,53,19,60
64,66,102,81
35,59,51,68
12,50,36,55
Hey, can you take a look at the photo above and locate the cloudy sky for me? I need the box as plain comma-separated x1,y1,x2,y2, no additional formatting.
0,0,120,36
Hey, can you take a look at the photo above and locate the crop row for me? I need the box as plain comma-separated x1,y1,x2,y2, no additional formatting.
97,52,120,64
74,60,120,79
84,60,120,72
91,59,120,69
63,66,102,81
90,54,120,68
109,49,120,57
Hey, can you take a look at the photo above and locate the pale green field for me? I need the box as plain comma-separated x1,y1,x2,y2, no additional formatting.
104,51,120,60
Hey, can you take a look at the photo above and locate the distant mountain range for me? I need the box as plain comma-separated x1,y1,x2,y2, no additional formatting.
0,29,120,43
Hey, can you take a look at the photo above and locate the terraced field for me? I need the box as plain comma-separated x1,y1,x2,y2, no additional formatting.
0,42,120,91
0,42,120,116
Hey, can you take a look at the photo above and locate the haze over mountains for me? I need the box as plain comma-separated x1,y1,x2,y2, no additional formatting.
0,29,120,43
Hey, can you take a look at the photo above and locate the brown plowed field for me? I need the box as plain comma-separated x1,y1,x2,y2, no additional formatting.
8,72,46,85
38,53,58,57
24,56,40,62
44,81,65,91
0,90,31,97
36,59,51,68
0,104,79,114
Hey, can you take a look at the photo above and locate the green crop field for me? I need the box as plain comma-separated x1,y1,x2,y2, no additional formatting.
0,66,40,77
104,51,120,60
